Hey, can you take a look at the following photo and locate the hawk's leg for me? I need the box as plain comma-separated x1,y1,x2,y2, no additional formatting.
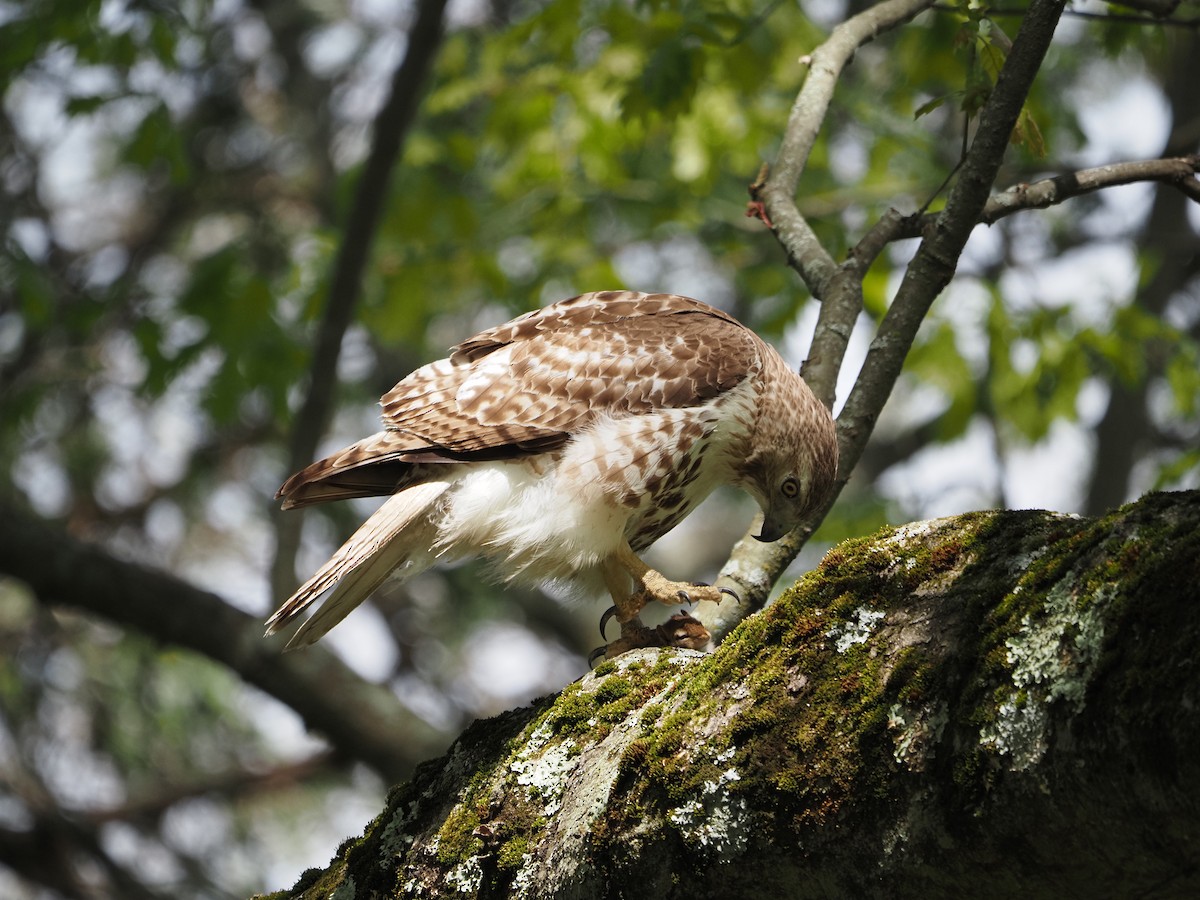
589,543,731,661
612,542,737,612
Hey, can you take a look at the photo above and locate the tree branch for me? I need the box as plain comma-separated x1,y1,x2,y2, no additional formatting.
709,0,1069,640
836,0,1068,495
707,0,935,638
0,501,446,782
283,492,1200,898
272,0,450,600
760,0,936,306
876,155,1200,243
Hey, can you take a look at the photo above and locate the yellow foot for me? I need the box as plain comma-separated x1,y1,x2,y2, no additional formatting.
638,569,739,608
588,611,711,665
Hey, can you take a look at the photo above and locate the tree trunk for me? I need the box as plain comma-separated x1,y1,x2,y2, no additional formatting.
265,490,1200,899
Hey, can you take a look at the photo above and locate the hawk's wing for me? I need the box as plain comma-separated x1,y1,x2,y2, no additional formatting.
278,291,762,508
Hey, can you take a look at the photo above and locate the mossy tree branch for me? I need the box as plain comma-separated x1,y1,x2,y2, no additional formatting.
272,490,1200,899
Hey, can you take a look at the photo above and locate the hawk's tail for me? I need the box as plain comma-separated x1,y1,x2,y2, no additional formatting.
265,481,451,650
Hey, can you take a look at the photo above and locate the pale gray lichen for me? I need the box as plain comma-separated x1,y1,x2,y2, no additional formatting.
666,747,750,860
444,855,484,894
828,607,886,652
888,700,949,771
328,875,356,900
378,798,421,858
502,649,705,896
510,728,576,816
979,578,1117,770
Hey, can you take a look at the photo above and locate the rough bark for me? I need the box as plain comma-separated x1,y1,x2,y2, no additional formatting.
264,489,1200,899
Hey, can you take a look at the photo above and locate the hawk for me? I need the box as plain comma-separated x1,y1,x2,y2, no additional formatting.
266,291,838,657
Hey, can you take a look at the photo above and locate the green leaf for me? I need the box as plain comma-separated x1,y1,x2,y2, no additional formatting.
914,94,950,119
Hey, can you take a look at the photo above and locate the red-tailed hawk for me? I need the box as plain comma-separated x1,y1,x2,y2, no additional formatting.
266,291,838,657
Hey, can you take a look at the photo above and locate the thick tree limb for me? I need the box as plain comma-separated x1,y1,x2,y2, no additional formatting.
272,490,1200,899
0,501,445,782
272,0,450,600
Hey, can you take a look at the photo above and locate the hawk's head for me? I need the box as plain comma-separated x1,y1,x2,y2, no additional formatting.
754,464,832,542
743,366,839,543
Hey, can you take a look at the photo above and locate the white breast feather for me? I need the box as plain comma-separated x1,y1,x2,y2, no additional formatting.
433,386,757,591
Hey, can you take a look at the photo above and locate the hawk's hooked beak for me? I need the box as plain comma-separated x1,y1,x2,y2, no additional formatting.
754,507,796,543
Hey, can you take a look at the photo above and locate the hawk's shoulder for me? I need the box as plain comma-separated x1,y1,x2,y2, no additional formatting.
380,291,763,453
448,290,745,363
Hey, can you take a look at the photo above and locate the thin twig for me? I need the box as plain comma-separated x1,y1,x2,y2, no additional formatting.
861,155,1200,245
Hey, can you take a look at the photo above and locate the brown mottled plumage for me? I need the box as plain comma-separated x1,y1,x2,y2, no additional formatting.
267,291,838,653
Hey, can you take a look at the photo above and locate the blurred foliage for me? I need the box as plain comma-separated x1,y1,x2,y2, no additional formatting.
0,0,1198,895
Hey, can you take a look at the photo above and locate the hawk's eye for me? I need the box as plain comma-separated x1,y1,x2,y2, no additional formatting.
781,476,800,499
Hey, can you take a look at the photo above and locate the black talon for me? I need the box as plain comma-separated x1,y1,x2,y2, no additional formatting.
676,590,692,603
599,605,618,639
588,646,608,668
718,587,740,602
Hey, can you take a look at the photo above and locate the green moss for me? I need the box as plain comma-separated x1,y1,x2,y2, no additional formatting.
495,835,530,870
592,512,1012,844
435,794,484,864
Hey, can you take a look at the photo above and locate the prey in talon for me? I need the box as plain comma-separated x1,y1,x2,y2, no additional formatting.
265,291,838,660
589,611,712,667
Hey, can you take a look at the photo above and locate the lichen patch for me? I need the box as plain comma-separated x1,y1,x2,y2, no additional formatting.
979,574,1117,770
828,606,886,652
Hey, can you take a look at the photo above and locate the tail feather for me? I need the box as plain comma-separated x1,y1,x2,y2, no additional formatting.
276,431,429,510
266,481,451,649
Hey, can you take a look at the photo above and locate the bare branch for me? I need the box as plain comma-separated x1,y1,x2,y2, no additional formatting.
707,1,936,637
983,155,1200,218
854,155,1200,248
760,0,937,302
708,0,1070,641
0,501,446,782
837,0,1069,487
838,0,1068,447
